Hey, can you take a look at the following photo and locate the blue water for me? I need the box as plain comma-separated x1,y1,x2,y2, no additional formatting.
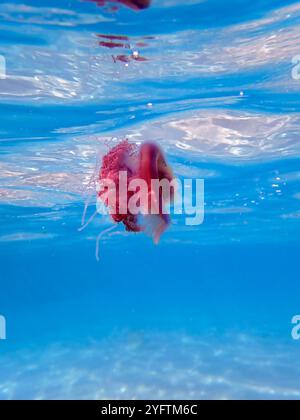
1,0,300,400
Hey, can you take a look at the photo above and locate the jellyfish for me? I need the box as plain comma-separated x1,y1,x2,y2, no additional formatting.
80,140,174,260
116,0,151,10
99,139,174,239
85,0,151,11
97,34,149,63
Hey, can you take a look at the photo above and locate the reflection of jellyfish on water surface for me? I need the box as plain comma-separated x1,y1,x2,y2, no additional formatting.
84,0,152,63
80,140,174,260
97,34,150,63
84,0,151,11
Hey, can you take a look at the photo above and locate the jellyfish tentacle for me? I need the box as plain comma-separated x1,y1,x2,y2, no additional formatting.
81,199,92,227
78,210,98,232
96,224,117,261
83,154,101,194
81,153,103,226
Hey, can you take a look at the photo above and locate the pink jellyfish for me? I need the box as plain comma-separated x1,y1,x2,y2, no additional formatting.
84,0,151,11
99,140,174,239
80,140,174,260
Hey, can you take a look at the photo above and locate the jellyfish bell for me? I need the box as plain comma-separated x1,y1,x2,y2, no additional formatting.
137,142,174,243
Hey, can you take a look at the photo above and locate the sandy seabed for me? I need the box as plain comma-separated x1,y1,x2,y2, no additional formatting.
0,330,299,400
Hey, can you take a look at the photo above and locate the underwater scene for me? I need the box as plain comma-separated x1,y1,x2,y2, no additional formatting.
0,0,300,400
